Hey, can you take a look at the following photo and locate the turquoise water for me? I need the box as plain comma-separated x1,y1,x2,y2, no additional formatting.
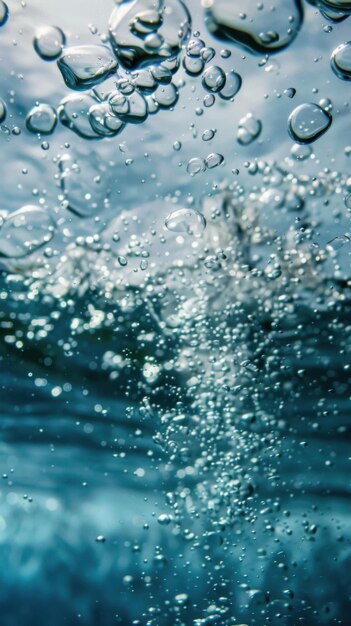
0,1,350,624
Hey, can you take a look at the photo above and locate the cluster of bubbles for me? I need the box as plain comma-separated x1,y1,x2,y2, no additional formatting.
1,0,348,154
9,152,347,569
16,0,245,143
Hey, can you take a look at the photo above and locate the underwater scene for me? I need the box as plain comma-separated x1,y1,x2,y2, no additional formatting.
0,0,350,624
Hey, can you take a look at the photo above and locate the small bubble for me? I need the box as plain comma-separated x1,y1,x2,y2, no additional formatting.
284,87,296,99
0,97,6,123
26,103,57,135
165,207,206,237
237,113,262,145
157,513,172,525
331,42,351,81
205,152,224,169
345,194,351,210
203,93,215,107
186,157,206,175
202,129,215,141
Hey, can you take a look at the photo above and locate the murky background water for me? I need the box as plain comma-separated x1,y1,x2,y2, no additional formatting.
0,0,350,624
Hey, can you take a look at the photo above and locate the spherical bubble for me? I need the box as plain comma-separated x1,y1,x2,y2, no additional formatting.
182,54,204,76
33,25,66,61
237,113,262,145
203,94,215,107
219,70,242,100
205,152,224,169
153,82,178,108
284,87,296,99
186,37,205,57
0,0,9,27
318,97,333,112
288,103,332,144
201,46,216,62
290,143,312,160
0,205,55,258
331,41,351,80
25,103,57,135
202,65,226,93
0,97,6,123
58,93,102,139
186,157,206,175
165,207,206,237
202,129,215,141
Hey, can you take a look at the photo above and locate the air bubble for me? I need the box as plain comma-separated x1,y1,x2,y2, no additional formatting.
165,207,206,236
133,69,157,92
33,25,66,60
205,152,224,168
0,205,55,258
158,513,172,525
59,154,110,216
237,113,262,145
288,103,332,144
284,87,296,98
206,0,303,54
0,0,8,27
0,97,6,123
331,41,351,80
202,65,226,92
89,103,125,136
57,45,118,90
345,193,351,210
183,55,205,76
153,82,178,108
290,143,312,160
186,157,206,175
25,103,57,135
109,90,148,123
203,94,215,107
201,46,216,62
58,93,102,139
219,70,242,100
202,129,215,141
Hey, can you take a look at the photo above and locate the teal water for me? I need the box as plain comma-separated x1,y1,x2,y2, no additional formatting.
0,1,351,624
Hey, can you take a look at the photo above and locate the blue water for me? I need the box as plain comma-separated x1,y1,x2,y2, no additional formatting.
0,0,351,625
